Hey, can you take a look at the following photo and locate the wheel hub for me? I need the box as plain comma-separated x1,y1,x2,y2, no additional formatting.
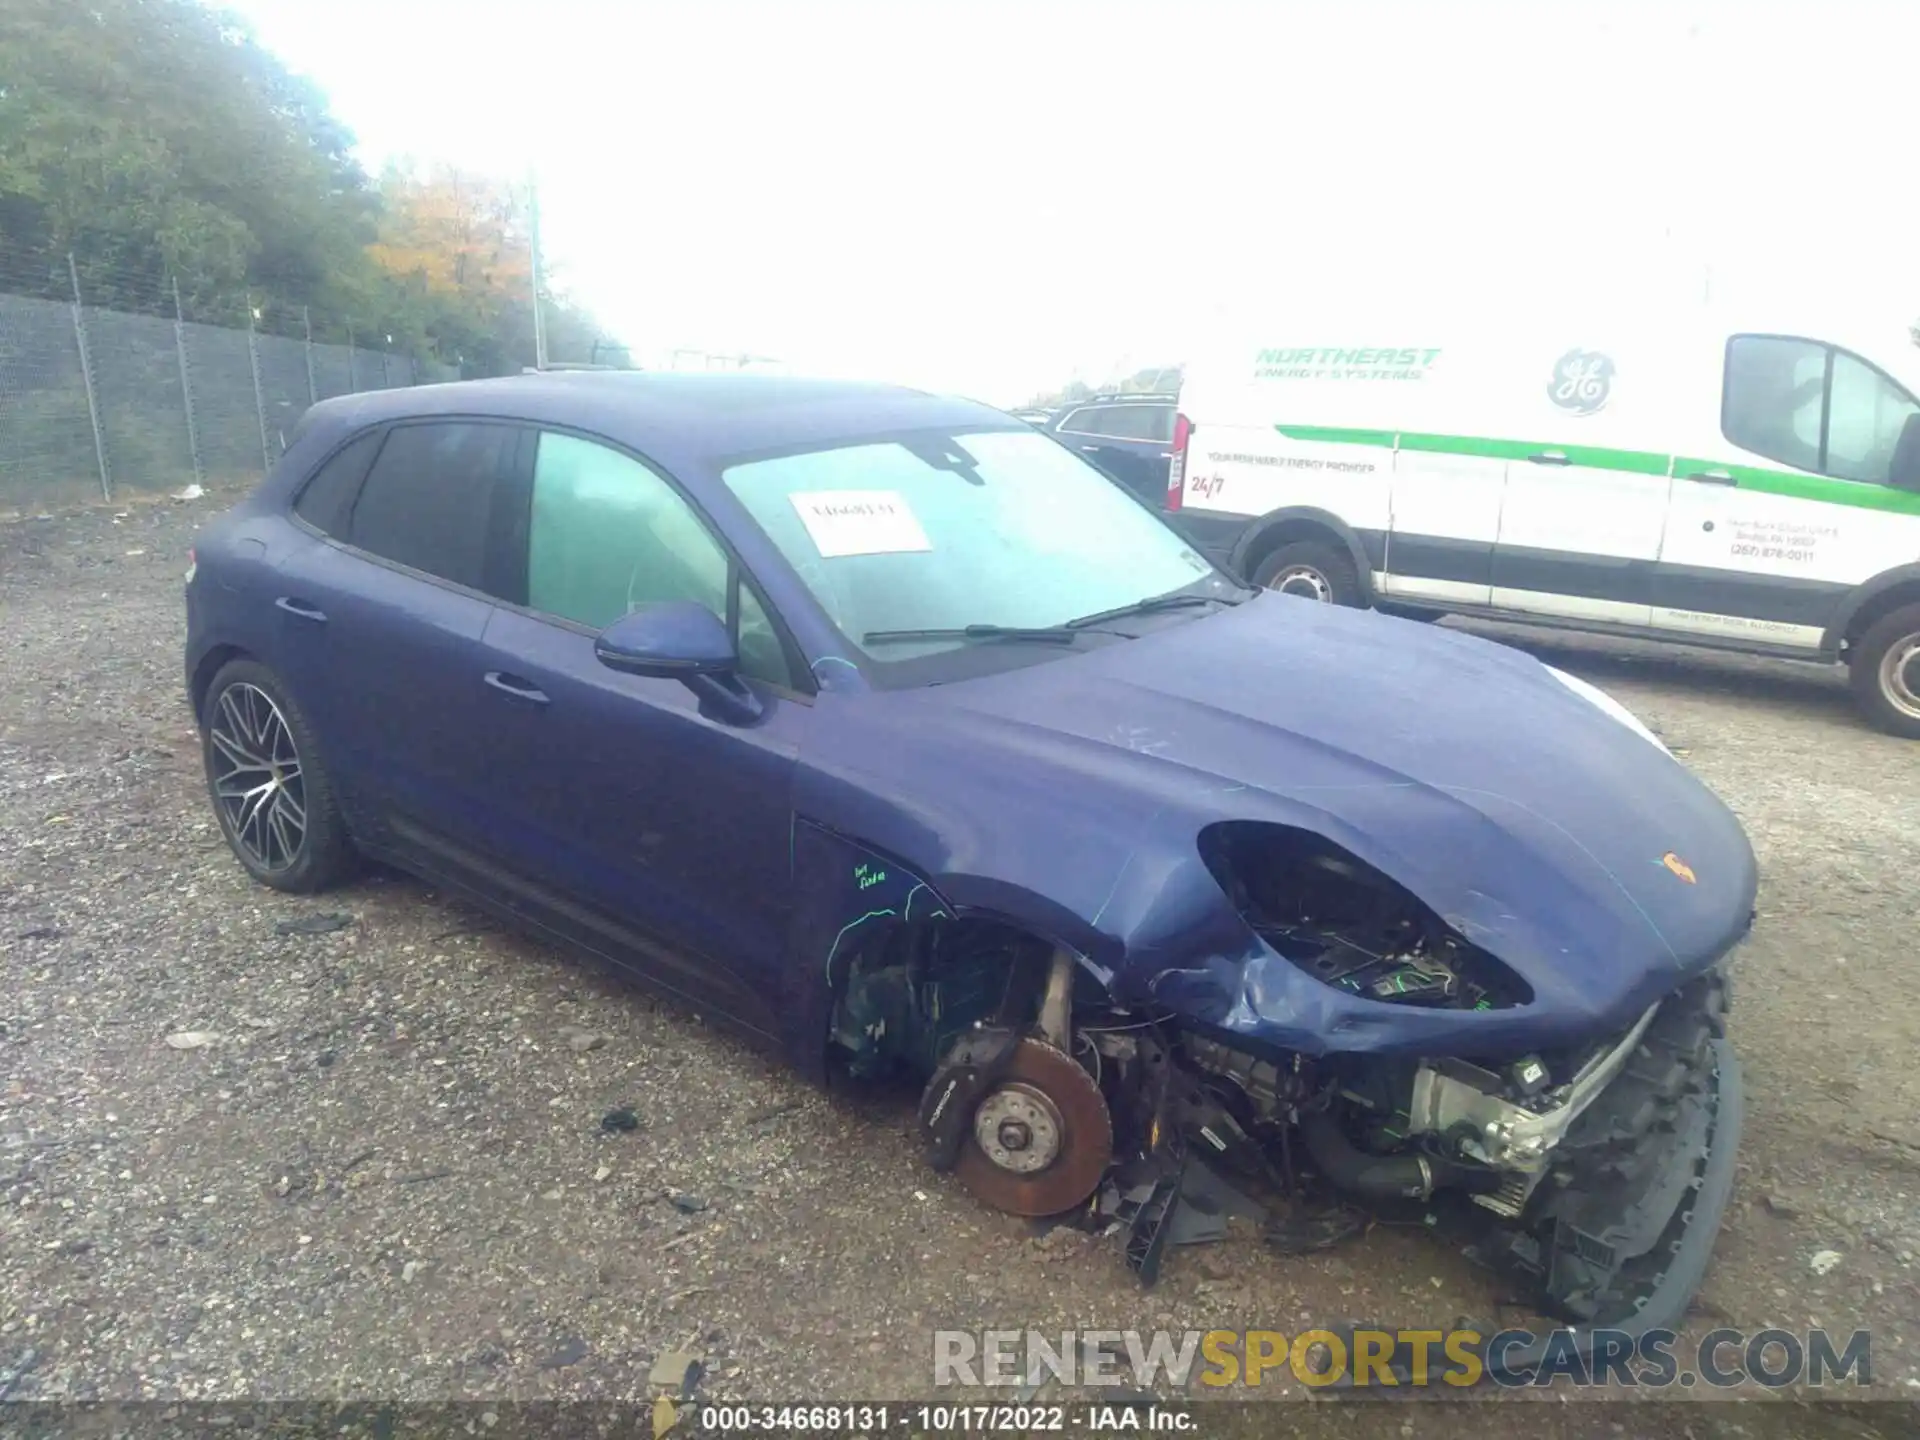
1270,565,1333,603
1884,635,1920,720
953,1039,1113,1217
973,1084,1062,1174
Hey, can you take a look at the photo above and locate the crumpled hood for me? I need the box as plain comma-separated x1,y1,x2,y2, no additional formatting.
800,595,1758,1054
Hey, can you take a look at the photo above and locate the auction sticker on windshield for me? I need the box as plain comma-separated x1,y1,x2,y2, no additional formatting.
791,490,932,557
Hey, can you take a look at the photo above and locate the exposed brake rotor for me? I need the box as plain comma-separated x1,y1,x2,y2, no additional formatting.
953,1039,1112,1217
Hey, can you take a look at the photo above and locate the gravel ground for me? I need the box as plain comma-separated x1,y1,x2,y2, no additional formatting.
3,496,1918,1435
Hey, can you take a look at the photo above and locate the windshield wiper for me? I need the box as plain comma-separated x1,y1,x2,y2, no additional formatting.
1064,592,1239,630
862,623,1080,645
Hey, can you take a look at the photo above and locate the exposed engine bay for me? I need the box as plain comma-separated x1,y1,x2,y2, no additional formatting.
1197,821,1533,1011
829,839,1738,1346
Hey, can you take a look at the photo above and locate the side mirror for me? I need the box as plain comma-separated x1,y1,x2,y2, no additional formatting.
595,602,763,724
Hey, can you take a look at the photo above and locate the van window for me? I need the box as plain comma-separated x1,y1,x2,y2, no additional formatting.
1723,335,1920,486
1723,337,1824,474
1827,351,1920,485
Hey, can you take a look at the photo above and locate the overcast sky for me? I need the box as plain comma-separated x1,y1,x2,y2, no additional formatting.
229,0,1917,404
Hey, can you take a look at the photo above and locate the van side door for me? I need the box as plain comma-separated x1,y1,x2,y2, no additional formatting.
1380,441,1503,607
1491,450,1673,627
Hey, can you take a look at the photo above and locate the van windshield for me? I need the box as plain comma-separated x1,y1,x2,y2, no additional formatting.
721,427,1236,669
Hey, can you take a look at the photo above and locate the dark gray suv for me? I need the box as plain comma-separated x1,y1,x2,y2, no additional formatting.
1042,393,1177,504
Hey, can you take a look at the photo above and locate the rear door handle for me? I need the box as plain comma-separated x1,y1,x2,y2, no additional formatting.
1525,450,1572,466
274,596,327,622
483,671,549,705
1079,444,1103,453
1685,468,1738,486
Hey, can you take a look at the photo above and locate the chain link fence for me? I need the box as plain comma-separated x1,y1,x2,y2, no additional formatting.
0,249,460,511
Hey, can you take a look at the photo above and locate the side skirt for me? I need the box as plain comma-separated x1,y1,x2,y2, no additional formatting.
1377,597,1843,664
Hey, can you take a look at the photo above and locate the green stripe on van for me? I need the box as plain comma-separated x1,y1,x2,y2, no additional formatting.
1274,425,1920,516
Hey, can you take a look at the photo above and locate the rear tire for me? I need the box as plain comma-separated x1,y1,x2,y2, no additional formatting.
201,659,356,892
1250,541,1363,608
1848,601,1920,739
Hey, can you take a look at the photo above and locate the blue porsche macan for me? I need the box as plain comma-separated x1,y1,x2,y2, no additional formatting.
186,373,1754,1372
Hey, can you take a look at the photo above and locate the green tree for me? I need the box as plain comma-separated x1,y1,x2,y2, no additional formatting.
0,0,614,373
0,0,376,316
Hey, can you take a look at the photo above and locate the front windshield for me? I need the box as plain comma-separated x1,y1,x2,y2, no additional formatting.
721,427,1231,663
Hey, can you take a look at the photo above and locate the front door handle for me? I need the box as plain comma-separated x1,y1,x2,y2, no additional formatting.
274,596,327,622
483,671,549,705
1525,450,1572,466
1079,444,1103,453
1685,468,1738,486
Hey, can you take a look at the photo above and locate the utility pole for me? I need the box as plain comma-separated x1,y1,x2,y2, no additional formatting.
528,168,549,370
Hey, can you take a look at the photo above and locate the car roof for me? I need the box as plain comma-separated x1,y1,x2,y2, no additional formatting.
295,371,1022,478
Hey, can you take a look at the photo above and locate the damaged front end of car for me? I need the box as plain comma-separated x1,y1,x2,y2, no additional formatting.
824,819,1745,1361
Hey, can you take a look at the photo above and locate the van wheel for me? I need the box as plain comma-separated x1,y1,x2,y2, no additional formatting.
1849,601,1920,739
1251,541,1362,607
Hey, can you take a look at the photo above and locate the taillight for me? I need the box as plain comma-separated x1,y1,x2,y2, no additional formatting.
1166,413,1192,512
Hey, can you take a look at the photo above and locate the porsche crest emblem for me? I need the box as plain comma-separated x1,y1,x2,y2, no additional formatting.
1662,852,1697,884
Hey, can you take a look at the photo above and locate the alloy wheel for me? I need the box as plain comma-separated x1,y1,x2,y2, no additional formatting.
209,682,307,872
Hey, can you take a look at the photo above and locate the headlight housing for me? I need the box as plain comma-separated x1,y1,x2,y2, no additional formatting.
1544,666,1669,753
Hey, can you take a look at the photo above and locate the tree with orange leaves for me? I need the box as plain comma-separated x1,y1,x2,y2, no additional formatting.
368,163,604,376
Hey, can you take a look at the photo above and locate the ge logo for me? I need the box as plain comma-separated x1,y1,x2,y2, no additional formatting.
1548,350,1614,415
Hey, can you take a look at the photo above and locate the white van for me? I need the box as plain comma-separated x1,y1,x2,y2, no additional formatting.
1167,304,1920,736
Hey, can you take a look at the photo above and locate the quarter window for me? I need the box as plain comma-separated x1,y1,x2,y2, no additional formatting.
293,429,383,539
526,432,793,688
1723,335,1920,486
348,422,520,590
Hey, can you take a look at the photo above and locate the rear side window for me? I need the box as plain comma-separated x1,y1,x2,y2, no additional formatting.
1061,404,1174,442
1118,405,1175,443
293,430,382,538
348,422,520,591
